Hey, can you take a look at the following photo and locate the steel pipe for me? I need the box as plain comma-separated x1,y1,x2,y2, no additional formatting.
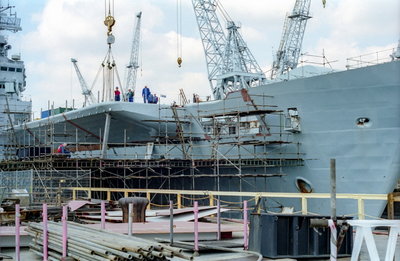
28,220,186,261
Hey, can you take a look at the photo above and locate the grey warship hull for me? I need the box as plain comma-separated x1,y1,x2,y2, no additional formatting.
243,60,400,217
7,60,400,218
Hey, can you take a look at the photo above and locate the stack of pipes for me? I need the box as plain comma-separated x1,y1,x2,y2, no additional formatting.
27,221,193,261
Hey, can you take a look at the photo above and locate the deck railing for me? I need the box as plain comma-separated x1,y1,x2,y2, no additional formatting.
346,48,396,70
66,187,398,220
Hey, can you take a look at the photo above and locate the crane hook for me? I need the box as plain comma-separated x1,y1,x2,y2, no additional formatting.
322,0,326,8
177,57,182,68
104,15,116,35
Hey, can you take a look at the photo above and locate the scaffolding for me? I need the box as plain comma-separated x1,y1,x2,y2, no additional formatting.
0,169,91,204
0,91,304,201
0,94,31,161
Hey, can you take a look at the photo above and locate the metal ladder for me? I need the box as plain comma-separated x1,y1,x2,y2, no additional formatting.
179,88,188,106
171,105,188,159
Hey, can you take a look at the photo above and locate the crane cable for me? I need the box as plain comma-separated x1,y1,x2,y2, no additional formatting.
104,0,114,17
215,0,232,23
176,0,183,67
140,33,143,77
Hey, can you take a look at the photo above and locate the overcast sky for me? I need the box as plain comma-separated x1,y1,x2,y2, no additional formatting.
5,0,400,117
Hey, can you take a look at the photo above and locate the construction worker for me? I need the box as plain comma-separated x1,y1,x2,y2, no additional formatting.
57,143,70,155
114,87,121,101
142,86,150,103
193,93,200,103
126,89,134,102
153,94,159,104
148,93,154,104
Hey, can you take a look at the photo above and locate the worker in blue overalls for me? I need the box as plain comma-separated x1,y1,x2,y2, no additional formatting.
142,86,150,103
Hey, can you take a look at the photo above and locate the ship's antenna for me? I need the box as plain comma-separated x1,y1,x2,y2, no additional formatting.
0,0,21,33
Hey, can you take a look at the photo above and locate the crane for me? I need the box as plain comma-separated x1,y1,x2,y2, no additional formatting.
271,0,312,78
192,0,226,99
218,21,266,99
71,58,96,106
125,11,142,100
192,0,266,100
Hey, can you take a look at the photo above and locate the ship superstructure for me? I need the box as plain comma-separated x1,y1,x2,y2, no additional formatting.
0,2,32,160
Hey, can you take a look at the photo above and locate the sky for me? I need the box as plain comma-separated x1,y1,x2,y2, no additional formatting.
4,0,400,117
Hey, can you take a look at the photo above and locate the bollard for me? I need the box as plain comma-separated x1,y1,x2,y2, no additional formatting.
194,201,199,253
43,203,48,261
15,204,20,261
169,200,174,245
128,203,133,236
217,199,221,241
101,201,106,230
118,197,149,223
243,200,248,250
62,205,68,258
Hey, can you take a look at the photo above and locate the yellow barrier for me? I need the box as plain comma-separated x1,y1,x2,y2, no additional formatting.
67,187,388,220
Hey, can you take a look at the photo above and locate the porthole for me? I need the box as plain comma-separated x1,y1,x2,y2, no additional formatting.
356,117,372,128
295,177,313,193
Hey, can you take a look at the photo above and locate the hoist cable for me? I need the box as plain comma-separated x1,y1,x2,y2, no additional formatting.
215,0,232,23
176,0,183,67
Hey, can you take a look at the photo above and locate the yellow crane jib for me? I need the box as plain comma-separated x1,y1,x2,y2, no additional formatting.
104,15,116,35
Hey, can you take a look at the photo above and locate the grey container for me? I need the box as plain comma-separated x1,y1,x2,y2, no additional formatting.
249,213,353,259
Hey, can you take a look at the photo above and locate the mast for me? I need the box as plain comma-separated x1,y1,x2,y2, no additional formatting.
0,2,22,33
0,1,21,58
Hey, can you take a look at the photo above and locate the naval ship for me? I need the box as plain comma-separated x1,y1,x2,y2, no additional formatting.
1,1,399,219
0,2,31,160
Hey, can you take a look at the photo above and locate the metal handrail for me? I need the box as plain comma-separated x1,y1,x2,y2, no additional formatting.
346,48,396,70
67,187,388,220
